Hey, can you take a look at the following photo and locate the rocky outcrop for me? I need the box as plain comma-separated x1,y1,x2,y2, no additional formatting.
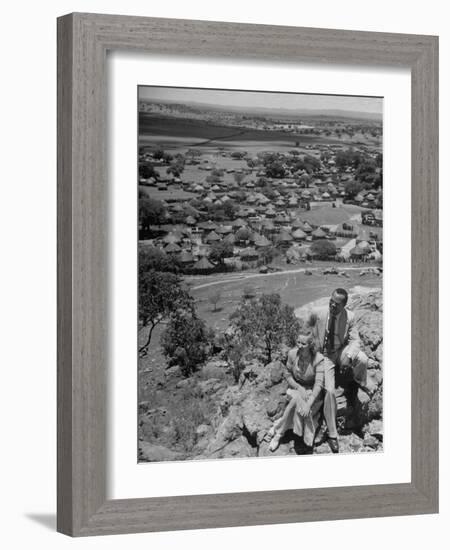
139,441,184,462
139,287,383,461
195,287,383,459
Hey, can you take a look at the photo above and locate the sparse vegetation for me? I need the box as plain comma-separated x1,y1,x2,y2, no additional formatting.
161,309,214,377
139,270,192,354
230,293,302,363
208,290,222,312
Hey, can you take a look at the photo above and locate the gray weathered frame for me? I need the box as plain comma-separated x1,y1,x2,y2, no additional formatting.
57,12,439,537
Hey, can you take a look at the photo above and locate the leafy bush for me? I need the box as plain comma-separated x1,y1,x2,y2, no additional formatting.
140,383,215,453
161,309,214,377
139,246,180,275
242,285,256,300
139,270,192,353
219,332,247,383
310,239,337,259
139,197,167,230
230,293,301,363
209,241,234,265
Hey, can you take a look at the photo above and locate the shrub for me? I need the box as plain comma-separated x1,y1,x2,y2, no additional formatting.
140,384,215,453
242,285,256,300
139,270,192,354
161,309,214,377
230,293,301,363
310,239,337,259
139,197,167,231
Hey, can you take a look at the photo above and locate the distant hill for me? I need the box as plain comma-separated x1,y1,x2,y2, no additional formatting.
139,98,382,123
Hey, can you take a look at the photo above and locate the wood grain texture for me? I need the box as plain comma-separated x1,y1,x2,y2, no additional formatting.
57,12,439,537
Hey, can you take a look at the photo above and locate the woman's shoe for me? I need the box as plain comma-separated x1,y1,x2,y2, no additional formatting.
267,425,276,438
269,433,281,452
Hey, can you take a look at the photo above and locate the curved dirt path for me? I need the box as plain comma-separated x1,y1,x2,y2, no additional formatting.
189,266,375,291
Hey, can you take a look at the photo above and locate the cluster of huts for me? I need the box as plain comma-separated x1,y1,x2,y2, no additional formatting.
140,205,382,273
139,144,382,214
139,145,382,272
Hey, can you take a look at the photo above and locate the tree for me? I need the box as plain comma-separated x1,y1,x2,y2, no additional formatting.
208,290,222,312
231,151,245,160
355,159,377,183
139,246,180,275
265,160,285,179
261,184,276,200
152,148,165,160
310,239,337,259
162,152,174,164
209,241,234,265
242,285,256,300
139,271,192,354
230,293,301,363
233,172,245,186
344,180,364,200
206,203,226,222
161,309,213,377
260,245,279,265
139,197,166,231
139,162,159,180
235,227,252,244
223,199,238,219
166,159,185,179
335,149,361,170
219,329,247,383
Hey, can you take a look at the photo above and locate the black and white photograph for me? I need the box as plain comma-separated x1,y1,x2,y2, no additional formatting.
138,86,383,462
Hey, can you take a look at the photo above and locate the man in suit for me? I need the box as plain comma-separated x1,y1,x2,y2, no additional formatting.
309,288,375,452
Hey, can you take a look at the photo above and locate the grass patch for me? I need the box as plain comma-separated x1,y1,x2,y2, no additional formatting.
140,379,221,454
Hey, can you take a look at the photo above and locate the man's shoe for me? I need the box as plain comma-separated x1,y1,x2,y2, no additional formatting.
361,385,377,399
327,437,339,454
269,433,281,452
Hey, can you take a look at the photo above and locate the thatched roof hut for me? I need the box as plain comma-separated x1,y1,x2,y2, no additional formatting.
163,232,182,244
239,247,259,261
179,251,194,264
350,245,367,257
224,233,236,245
193,257,215,271
216,225,233,235
277,230,294,244
286,245,309,263
164,242,181,254
311,227,327,239
198,220,218,231
205,230,221,243
292,228,307,241
254,234,271,248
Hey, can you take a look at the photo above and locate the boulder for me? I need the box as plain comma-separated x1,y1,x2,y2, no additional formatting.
198,378,226,396
139,442,183,462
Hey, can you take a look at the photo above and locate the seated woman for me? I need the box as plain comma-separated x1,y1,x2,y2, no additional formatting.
268,331,336,452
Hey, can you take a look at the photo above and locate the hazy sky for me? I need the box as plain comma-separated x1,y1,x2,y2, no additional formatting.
138,86,382,114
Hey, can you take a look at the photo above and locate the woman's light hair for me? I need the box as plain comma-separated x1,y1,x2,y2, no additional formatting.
297,329,318,355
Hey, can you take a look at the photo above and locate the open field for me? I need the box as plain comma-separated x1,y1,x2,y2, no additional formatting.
139,114,339,144
139,114,381,153
138,264,382,398
187,266,382,332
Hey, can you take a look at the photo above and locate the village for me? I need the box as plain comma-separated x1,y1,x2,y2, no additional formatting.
138,137,383,275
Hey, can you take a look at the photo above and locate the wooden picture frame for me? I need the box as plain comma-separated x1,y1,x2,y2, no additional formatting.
57,12,438,536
